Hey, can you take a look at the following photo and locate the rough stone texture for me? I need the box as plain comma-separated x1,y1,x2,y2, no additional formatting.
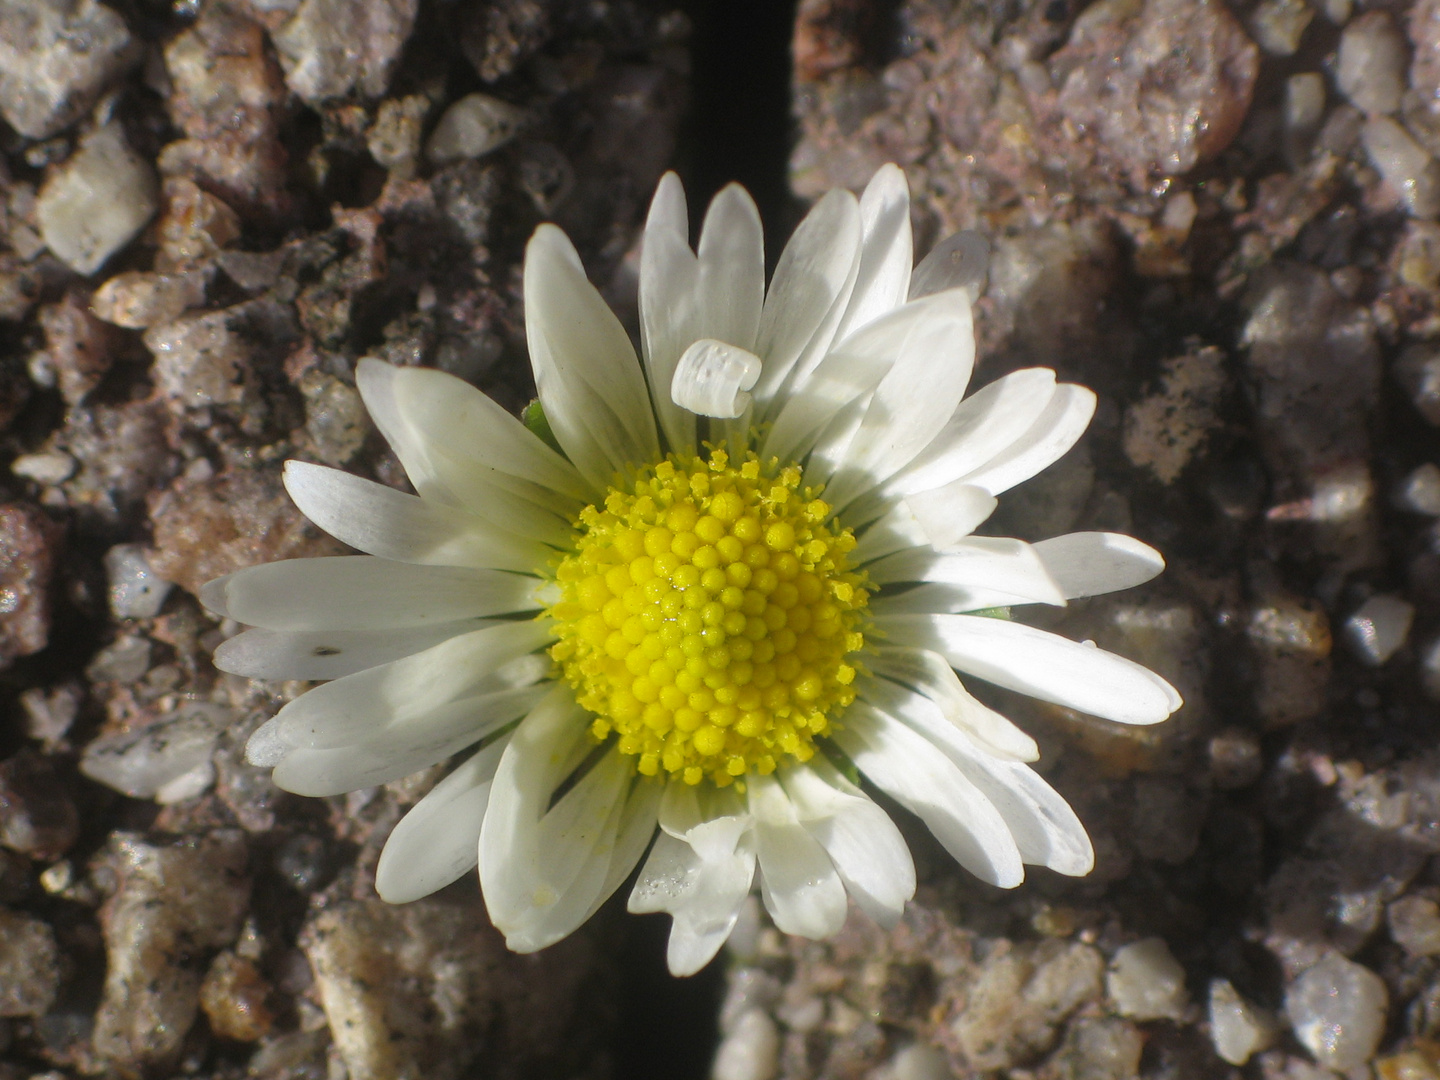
0,503,60,668
0,751,77,860
1123,343,1228,484
0,907,60,1017
0,0,139,139
38,292,114,405
302,894,614,1080
147,467,342,597
1052,0,1260,182
272,0,419,103
93,832,250,1073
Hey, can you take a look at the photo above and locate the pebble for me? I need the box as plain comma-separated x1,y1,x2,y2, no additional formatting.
1052,0,1258,178
104,543,173,620
1209,728,1265,789
144,307,253,410
1398,466,1440,515
37,123,159,276
1387,896,1440,956
272,0,419,103
368,94,430,176
92,832,250,1073
0,908,60,1018
1106,938,1190,1021
1337,12,1407,115
1123,344,1227,484
1250,0,1314,57
1361,116,1440,219
11,452,75,487
1051,1018,1144,1080
0,0,138,139
199,951,275,1041
84,635,152,684
1342,594,1414,665
878,1043,955,1080
425,92,529,165
712,1009,780,1080
1284,953,1388,1071
80,701,234,803
1246,590,1332,726
91,271,207,330
1285,73,1327,158
0,503,59,670
40,292,114,405
1207,978,1278,1065
1396,347,1440,425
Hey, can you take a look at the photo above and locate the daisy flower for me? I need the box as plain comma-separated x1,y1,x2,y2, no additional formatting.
203,165,1181,976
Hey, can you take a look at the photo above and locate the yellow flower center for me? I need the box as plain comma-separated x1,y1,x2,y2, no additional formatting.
546,447,870,788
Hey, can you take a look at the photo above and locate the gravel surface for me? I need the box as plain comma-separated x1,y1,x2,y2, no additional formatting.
2,0,1440,1078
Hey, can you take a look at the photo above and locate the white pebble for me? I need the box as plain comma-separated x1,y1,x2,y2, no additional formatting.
711,1008,779,1080
1343,594,1414,665
877,1043,955,1080
1250,0,1314,57
1398,464,1440,515
79,702,233,801
424,93,528,165
1337,12,1407,114
1107,938,1189,1021
1285,73,1326,138
36,123,158,276
104,543,173,620
1284,953,1388,1071
1361,116,1440,219
11,451,75,486
1387,896,1440,957
1208,979,1278,1065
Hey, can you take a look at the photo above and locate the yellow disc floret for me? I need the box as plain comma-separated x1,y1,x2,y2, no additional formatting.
546,447,870,787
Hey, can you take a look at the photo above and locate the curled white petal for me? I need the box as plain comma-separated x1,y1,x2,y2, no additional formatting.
1033,532,1165,599
671,338,763,418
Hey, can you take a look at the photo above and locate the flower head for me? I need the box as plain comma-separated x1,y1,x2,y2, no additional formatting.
204,165,1181,976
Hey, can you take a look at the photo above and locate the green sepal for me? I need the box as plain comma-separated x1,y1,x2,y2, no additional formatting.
968,606,1012,620
522,398,563,454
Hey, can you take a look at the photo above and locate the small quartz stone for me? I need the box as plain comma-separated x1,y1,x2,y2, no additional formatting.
36,124,159,276
11,451,75,486
0,908,60,1018
1208,979,1278,1066
1284,953,1388,1071
1361,116,1440,218
1250,0,1314,57
80,702,235,802
424,93,529,165
1388,896,1440,956
1337,12,1407,115
104,543,173,620
1106,938,1189,1021
1343,594,1414,665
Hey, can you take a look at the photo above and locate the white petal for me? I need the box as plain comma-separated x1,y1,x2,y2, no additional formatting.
867,537,1066,608
868,646,1039,762
910,230,990,302
748,773,848,939
671,338,763,418
780,758,915,928
1032,532,1165,599
901,482,998,550
283,461,543,573
885,368,1059,497
255,621,553,751
695,183,765,351
630,831,752,976
862,679,1092,876
375,735,511,904
214,621,489,680
875,613,1182,725
752,189,862,413
834,702,1024,887
761,339,888,468
270,684,545,796
834,163,913,342
639,173,699,454
480,692,650,953
354,361,578,552
956,383,1096,496
525,224,660,490
201,557,543,631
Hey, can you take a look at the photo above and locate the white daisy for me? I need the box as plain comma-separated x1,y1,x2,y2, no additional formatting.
203,165,1181,976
